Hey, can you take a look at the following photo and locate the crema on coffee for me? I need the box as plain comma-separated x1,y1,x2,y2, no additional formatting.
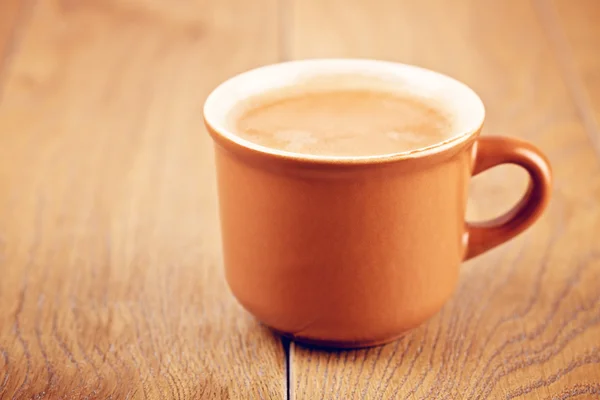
231,88,454,156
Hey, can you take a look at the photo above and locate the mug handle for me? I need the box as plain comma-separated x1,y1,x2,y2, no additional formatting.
463,136,552,260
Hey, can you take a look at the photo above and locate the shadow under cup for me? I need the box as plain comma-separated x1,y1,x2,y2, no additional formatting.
203,59,552,348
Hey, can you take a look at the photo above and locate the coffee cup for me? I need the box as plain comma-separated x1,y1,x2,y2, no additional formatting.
204,59,552,348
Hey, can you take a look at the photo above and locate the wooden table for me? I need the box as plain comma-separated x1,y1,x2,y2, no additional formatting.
1,0,599,398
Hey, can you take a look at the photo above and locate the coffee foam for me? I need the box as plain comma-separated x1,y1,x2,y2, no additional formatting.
231,88,455,156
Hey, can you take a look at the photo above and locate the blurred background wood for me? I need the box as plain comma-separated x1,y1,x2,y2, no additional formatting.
0,0,27,89
0,0,599,399
0,0,284,398
548,0,600,156
289,0,600,398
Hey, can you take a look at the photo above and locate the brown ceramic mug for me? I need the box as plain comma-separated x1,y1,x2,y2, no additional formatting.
204,59,552,348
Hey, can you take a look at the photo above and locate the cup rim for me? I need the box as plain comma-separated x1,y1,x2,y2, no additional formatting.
203,59,485,165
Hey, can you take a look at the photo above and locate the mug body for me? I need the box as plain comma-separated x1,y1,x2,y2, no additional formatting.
204,59,486,347
214,141,477,347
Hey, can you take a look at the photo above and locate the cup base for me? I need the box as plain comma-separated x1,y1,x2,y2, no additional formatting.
272,328,406,349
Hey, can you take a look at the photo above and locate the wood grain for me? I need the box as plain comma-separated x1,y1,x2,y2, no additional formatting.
542,0,600,156
0,0,284,398
289,0,600,398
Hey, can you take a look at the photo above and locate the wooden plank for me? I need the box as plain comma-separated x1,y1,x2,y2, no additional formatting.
0,0,23,60
543,0,600,155
0,0,284,398
289,0,600,398
0,0,30,93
